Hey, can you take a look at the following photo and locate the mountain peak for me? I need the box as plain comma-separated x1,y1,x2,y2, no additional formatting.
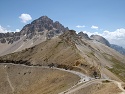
34,16,53,23
20,16,68,35
41,15,49,19
30,16,53,26
90,35,111,47
78,32,90,40
60,30,82,45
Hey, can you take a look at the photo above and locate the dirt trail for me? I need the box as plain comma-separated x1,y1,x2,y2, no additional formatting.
6,72,15,93
57,68,93,94
61,79,125,94
60,79,102,94
4,65,15,94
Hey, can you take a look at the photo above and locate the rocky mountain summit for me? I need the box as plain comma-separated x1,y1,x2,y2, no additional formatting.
0,16,68,44
20,16,68,39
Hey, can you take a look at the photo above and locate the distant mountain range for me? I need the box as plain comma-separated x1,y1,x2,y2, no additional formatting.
110,44,125,55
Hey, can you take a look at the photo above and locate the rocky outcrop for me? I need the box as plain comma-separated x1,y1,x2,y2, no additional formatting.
0,38,6,43
60,30,83,45
78,32,90,40
0,32,20,44
90,35,111,47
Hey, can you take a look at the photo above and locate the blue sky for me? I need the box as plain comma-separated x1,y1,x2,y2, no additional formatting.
0,0,125,47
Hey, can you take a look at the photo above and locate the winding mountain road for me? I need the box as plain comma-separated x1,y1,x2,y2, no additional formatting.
1,63,93,94
1,63,125,94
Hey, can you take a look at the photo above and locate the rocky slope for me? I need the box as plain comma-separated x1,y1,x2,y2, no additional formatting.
0,32,21,44
90,34,125,55
90,35,111,47
0,30,125,82
78,32,90,40
0,64,79,94
0,30,125,94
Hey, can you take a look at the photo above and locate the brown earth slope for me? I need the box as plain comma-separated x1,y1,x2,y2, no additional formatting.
0,64,80,94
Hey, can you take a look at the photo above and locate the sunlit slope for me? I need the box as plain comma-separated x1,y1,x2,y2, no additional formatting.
0,64,79,94
0,30,125,82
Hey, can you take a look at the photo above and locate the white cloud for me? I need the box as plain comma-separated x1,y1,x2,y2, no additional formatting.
0,25,7,33
76,25,85,28
91,25,99,30
82,28,125,48
0,25,20,33
15,29,20,32
82,31,101,36
102,29,125,48
102,29,125,39
19,13,32,23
